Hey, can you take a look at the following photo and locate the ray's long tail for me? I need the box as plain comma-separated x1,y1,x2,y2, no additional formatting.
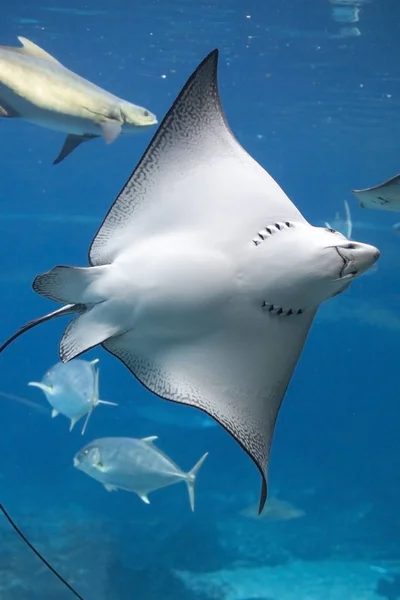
0,302,87,599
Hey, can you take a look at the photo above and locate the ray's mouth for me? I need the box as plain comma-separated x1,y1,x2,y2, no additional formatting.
335,246,357,278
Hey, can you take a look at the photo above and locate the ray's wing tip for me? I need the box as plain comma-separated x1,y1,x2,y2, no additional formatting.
199,48,219,71
258,476,268,515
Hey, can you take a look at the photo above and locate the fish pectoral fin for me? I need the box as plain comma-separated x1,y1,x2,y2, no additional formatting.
97,399,118,406
137,492,150,505
141,436,158,444
104,483,117,492
0,104,19,118
100,121,122,144
51,408,59,418
95,461,111,473
53,134,96,165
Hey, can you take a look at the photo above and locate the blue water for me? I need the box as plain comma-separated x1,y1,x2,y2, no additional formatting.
0,1,399,598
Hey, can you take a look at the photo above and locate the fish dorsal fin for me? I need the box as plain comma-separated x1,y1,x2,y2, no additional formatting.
89,49,306,267
1,37,62,65
141,436,158,444
17,37,61,64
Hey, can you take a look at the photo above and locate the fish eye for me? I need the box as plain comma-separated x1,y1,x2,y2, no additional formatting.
143,110,149,117
83,449,89,456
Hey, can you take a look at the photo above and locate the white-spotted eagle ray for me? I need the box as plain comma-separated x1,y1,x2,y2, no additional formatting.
0,36,157,164
352,173,400,212
0,48,380,597
73,436,208,510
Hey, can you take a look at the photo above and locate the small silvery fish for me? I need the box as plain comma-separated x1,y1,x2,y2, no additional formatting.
73,436,208,511
28,358,117,434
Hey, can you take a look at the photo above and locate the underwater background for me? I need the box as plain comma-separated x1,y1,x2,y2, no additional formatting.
0,0,399,598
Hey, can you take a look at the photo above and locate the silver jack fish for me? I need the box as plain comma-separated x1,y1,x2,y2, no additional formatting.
28,358,117,434
0,36,157,163
74,436,208,511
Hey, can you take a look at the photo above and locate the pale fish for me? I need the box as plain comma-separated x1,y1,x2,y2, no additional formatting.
28,358,117,434
74,436,208,511
0,36,157,163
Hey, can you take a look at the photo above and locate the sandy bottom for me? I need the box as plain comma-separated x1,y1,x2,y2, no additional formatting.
176,560,381,600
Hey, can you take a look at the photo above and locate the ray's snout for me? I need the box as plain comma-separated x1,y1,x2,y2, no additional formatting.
337,241,380,278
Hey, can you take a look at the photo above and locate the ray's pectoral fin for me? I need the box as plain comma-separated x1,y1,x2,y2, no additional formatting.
53,134,97,165
103,308,317,513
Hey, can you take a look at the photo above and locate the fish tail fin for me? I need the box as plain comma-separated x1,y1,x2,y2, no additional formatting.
185,452,208,512
33,265,110,304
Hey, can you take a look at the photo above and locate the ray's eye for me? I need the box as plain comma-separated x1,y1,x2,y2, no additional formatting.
325,227,336,234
